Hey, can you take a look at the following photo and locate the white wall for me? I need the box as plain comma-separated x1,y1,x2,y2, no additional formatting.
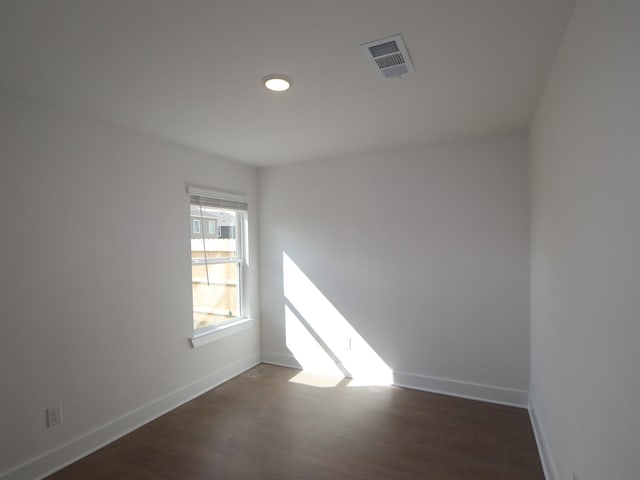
0,93,260,479
529,1,640,479
259,134,530,404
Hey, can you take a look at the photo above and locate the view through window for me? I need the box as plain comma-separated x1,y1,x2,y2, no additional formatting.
189,190,248,333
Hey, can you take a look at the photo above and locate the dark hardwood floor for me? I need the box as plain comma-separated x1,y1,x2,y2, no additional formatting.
46,364,543,479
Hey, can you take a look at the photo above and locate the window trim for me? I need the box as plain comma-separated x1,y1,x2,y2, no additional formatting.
187,186,251,347
190,317,253,348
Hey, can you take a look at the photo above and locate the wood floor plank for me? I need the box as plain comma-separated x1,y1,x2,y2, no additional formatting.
46,364,543,479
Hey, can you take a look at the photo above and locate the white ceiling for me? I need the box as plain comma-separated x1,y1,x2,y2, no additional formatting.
0,0,575,166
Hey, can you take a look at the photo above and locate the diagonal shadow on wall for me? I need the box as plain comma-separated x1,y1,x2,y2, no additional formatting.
283,251,393,387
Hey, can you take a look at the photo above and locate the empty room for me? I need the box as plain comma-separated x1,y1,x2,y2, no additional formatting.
1,1,638,479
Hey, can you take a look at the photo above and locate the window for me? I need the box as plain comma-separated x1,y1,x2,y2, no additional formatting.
192,219,201,234
189,188,249,338
218,225,236,239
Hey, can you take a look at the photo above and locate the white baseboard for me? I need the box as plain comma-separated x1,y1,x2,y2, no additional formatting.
394,371,528,408
1,352,261,480
261,351,302,369
261,351,528,408
529,394,558,480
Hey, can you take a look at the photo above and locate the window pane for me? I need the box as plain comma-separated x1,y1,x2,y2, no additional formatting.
190,205,237,257
189,198,247,333
192,262,239,329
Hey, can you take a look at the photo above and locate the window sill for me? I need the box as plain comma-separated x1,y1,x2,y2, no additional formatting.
190,318,253,348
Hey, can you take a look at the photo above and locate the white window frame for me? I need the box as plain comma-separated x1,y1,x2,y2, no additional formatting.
188,187,252,348
192,219,201,234
208,220,216,235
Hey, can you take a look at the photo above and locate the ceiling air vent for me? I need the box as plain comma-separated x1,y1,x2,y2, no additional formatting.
361,34,414,78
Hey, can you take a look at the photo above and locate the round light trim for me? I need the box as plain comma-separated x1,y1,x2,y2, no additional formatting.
263,74,292,92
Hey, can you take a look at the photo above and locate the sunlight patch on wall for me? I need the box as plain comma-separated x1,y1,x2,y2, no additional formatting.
283,252,393,387
285,304,344,378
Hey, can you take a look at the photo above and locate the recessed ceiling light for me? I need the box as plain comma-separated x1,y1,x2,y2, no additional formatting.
263,74,292,92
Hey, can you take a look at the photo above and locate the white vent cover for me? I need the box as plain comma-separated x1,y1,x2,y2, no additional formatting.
361,34,414,78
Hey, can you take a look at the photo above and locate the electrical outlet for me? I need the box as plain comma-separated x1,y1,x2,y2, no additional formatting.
46,404,62,428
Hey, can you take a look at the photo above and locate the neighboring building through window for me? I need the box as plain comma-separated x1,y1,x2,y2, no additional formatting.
189,188,249,335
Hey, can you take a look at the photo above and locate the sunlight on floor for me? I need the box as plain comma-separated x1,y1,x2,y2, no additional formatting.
283,252,393,387
288,370,345,388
